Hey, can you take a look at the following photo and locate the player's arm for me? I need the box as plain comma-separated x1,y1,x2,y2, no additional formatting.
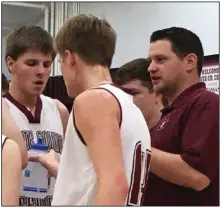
150,100,218,191
2,97,28,168
74,90,129,205
2,138,22,206
54,99,69,136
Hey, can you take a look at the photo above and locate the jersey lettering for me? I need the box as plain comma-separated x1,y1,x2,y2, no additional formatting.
22,130,34,150
19,196,52,206
22,130,63,153
20,130,63,206
127,141,151,206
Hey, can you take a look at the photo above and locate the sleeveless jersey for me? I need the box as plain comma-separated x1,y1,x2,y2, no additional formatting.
2,134,8,148
52,84,151,206
5,93,64,206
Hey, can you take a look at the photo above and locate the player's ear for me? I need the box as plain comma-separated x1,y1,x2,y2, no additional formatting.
6,56,14,73
72,53,84,70
64,50,75,68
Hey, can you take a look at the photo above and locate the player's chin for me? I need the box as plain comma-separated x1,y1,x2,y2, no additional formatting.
31,86,45,96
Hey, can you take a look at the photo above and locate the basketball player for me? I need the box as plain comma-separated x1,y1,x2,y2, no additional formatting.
114,58,166,129
2,97,27,168
145,27,219,205
49,14,151,206
2,135,22,206
2,73,9,96
2,97,26,205
4,25,69,206
29,59,162,179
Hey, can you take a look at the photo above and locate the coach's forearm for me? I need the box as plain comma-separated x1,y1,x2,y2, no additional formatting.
150,147,210,191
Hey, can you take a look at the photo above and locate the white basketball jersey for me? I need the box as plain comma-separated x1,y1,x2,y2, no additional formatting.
52,84,151,206
2,134,8,148
5,93,64,206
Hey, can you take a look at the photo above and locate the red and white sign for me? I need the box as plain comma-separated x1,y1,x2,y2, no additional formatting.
201,63,219,95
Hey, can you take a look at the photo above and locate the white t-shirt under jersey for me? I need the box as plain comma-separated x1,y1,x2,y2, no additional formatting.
52,84,151,206
5,93,64,206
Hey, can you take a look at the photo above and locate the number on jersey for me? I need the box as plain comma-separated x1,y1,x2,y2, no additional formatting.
126,141,151,206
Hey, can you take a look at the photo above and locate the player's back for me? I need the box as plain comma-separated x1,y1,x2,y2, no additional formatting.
52,84,151,206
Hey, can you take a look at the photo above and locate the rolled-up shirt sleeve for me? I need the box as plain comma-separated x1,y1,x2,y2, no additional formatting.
180,99,219,181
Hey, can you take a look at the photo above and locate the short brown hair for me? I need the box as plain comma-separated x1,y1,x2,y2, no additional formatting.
54,14,116,68
114,58,153,91
5,25,56,62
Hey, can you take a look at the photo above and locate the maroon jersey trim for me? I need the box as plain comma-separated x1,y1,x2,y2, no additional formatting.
2,136,9,148
106,83,136,96
5,93,42,123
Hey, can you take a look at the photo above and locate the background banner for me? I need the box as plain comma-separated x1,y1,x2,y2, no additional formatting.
201,55,219,95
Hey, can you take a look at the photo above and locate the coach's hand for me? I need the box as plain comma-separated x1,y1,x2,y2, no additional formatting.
28,149,60,178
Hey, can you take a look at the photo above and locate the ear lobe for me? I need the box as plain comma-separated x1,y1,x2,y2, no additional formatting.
6,56,14,73
64,50,75,67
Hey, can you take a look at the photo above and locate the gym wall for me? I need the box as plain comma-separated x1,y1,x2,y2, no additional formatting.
79,2,219,68
2,2,219,104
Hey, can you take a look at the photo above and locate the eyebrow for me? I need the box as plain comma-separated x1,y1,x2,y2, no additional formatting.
148,54,168,59
24,59,52,63
121,87,140,95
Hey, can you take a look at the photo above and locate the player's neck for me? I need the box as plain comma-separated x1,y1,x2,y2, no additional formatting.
9,82,38,110
147,107,162,130
81,65,112,91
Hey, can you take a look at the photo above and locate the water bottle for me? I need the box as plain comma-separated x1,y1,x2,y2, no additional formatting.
22,138,49,199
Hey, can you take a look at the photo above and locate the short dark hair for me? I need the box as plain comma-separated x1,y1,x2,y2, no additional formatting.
5,25,56,62
54,14,117,68
150,27,204,76
114,58,153,91
2,73,9,91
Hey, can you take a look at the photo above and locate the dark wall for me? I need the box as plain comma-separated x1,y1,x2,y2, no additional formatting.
43,76,73,112
43,54,219,111
43,68,119,112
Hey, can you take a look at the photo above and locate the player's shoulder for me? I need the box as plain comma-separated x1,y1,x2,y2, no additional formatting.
2,137,19,154
2,97,9,108
40,94,54,107
74,89,118,113
75,89,116,106
40,94,61,108
40,94,54,102
53,99,69,120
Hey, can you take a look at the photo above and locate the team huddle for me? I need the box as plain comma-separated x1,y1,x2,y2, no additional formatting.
2,14,219,206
